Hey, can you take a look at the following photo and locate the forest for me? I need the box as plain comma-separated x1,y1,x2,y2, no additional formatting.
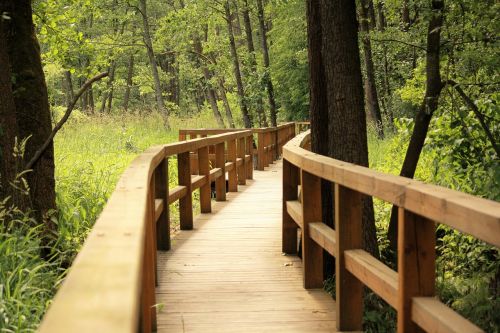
0,0,498,332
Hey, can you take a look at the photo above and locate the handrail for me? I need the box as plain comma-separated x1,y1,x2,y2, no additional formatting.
38,127,295,333
282,130,499,333
180,123,296,170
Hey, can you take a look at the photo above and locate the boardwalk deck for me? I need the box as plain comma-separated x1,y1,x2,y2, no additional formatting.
156,159,338,333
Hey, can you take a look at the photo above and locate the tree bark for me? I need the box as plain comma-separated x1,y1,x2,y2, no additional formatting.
2,0,56,229
256,0,277,126
388,0,445,250
218,78,236,128
242,0,267,127
224,0,252,128
123,53,135,111
320,0,379,258
100,60,116,113
64,70,75,108
139,0,169,128
359,0,384,138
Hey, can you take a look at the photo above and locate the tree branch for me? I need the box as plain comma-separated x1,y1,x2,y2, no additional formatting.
371,37,426,51
25,72,109,170
446,79,500,156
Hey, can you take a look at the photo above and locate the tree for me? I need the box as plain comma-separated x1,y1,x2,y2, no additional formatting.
319,0,379,257
256,0,277,126
0,0,56,231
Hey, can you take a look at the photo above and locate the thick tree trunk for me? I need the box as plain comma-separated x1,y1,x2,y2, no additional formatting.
123,54,134,111
139,0,169,128
306,0,334,277
2,0,56,229
242,0,267,127
388,0,445,250
377,3,394,127
256,0,277,126
224,0,252,128
0,22,21,206
402,0,411,30
320,0,379,258
359,0,384,138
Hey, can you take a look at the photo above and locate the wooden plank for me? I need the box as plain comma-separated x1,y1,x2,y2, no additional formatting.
209,167,223,182
344,249,398,308
309,223,336,257
258,132,265,170
198,146,211,213
335,184,363,331
215,143,226,201
191,175,206,191
398,208,436,333
301,170,323,289
227,139,238,192
411,297,484,333
286,200,303,229
282,159,299,255
168,185,187,204
154,158,170,251
225,161,234,172
178,152,193,230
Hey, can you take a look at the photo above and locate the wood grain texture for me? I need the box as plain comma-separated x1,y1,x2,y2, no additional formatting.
156,160,338,333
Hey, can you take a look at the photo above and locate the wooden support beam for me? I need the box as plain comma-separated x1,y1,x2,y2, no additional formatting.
398,208,436,333
309,222,336,257
335,184,363,331
246,135,253,179
257,132,265,170
178,152,193,230
238,137,246,185
215,142,226,201
198,146,211,213
227,139,238,192
154,159,170,251
168,185,187,205
301,170,323,289
282,159,299,254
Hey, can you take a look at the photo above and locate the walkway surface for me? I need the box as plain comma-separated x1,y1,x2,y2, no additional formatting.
156,159,338,333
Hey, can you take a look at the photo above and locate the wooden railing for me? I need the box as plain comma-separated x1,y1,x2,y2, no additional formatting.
282,130,500,333
38,126,293,333
179,122,296,171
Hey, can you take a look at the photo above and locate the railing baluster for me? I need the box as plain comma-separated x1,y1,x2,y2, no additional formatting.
215,142,226,201
238,137,246,185
198,146,211,213
227,139,238,192
246,134,253,179
155,158,170,251
257,132,265,170
301,170,324,288
335,184,363,331
178,151,193,230
398,208,436,333
282,159,299,254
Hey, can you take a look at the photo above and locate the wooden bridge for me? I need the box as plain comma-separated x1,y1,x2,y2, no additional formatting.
38,123,499,333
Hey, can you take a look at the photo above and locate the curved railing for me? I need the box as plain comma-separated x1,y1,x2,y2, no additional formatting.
282,130,499,333
38,126,295,333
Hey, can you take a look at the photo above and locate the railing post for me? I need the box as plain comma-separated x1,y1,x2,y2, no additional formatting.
266,131,272,165
274,129,279,161
227,139,238,192
177,151,193,230
246,134,253,179
335,184,363,331
141,184,157,333
198,146,211,213
301,170,324,288
282,159,299,254
257,132,265,170
237,137,246,185
397,208,436,333
215,142,226,201
155,158,170,251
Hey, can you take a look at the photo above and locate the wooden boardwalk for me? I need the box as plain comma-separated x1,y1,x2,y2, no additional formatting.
156,159,337,333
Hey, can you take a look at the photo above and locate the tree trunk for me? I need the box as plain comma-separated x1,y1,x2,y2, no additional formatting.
0,22,21,206
242,0,268,127
360,0,384,138
402,0,411,30
139,0,169,128
256,0,277,126
377,3,394,127
224,0,252,128
388,0,445,250
218,79,236,128
100,60,116,113
320,0,379,258
123,53,135,111
2,0,56,230
64,70,75,108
